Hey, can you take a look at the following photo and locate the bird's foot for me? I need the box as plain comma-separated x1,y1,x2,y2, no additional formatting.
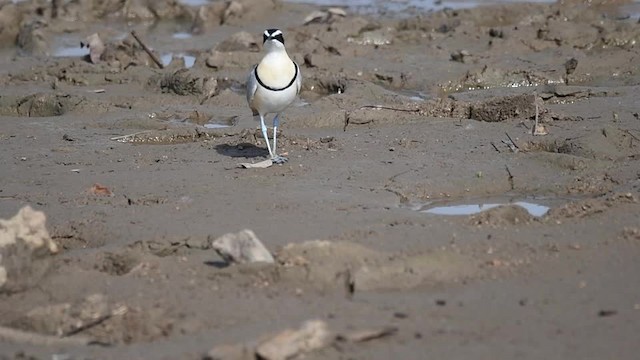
271,155,288,164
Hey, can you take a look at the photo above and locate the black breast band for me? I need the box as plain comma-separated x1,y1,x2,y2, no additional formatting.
255,62,298,92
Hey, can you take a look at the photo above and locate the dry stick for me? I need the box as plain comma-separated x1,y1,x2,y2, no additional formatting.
490,141,501,153
110,130,152,141
504,132,520,151
532,102,539,136
131,31,164,69
343,110,349,132
0,326,91,347
63,313,114,337
358,105,421,113
505,165,515,190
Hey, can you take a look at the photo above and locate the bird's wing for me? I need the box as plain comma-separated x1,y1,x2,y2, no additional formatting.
294,62,302,95
246,65,259,112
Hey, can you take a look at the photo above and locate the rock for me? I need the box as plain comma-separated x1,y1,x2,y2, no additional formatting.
0,3,22,45
16,19,49,57
255,320,332,360
211,229,274,264
83,33,105,64
304,7,348,25
123,1,156,21
205,51,225,69
0,206,58,294
337,326,398,342
216,31,259,52
192,2,227,34
222,1,244,24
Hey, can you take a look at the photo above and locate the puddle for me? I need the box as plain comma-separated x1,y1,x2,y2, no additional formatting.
422,202,549,217
285,0,555,13
408,199,552,217
617,2,640,19
166,113,238,129
203,123,231,129
393,89,430,102
172,32,193,39
160,53,196,68
52,46,89,58
178,0,210,6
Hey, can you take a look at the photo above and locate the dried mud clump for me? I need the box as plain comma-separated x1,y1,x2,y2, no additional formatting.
469,94,543,122
545,193,637,220
469,205,535,227
15,93,84,117
0,206,59,294
147,69,217,96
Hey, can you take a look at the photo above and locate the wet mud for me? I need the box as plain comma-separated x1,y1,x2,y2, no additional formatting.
0,0,639,359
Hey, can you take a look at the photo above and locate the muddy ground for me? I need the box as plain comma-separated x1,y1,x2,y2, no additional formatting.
0,0,639,359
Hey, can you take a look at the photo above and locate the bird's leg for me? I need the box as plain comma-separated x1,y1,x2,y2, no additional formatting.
259,114,275,159
272,114,288,164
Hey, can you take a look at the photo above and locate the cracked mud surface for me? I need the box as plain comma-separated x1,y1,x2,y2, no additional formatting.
0,0,639,359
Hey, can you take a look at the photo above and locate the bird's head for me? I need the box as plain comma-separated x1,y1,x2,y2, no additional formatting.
262,28,286,52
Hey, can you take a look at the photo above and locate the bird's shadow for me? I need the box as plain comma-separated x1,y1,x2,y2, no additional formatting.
214,142,268,159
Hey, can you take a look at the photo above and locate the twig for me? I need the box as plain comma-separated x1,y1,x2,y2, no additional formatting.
505,165,515,190
63,314,112,337
358,105,421,113
532,102,539,136
110,130,152,141
623,129,639,148
490,141,500,153
343,110,349,132
504,132,520,152
0,325,91,347
131,31,164,69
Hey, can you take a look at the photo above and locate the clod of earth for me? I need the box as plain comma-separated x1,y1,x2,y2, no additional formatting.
148,68,216,96
0,206,58,294
16,93,84,117
216,31,259,52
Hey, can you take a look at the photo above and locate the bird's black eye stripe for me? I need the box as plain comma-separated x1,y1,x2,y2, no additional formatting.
263,29,285,45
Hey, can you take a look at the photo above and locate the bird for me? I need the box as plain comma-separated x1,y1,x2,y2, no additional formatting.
246,28,302,164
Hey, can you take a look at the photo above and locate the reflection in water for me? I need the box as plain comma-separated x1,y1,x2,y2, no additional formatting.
178,0,210,6
52,46,89,58
422,201,550,217
160,53,196,68
284,0,555,13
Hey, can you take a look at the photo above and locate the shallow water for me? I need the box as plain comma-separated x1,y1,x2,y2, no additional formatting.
160,53,196,68
422,201,550,217
406,196,559,217
172,32,193,40
285,0,555,13
178,0,210,6
52,45,89,58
